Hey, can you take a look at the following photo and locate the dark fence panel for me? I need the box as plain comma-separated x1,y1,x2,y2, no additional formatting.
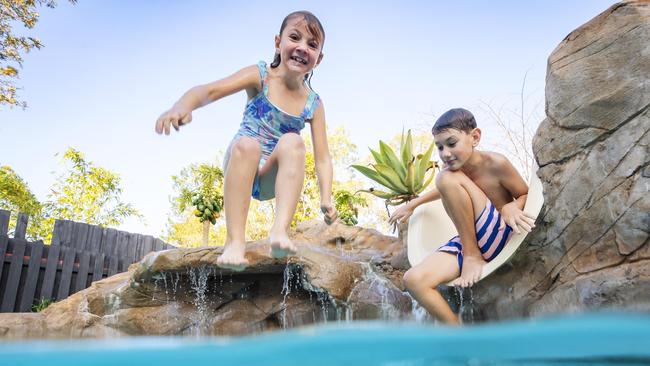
51,220,174,264
0,212,176,313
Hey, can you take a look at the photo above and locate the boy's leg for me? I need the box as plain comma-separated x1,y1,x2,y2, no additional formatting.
403,252,460,324
258,133,305,257
218,136,262,270
436,170,488,287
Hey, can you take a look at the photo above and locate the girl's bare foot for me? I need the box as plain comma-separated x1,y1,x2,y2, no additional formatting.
269,230,297,258
217,242,249,271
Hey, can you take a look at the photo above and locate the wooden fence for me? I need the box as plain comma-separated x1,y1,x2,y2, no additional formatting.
0,210,175,312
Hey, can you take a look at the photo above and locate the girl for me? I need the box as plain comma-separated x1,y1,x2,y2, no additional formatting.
155,11,338,271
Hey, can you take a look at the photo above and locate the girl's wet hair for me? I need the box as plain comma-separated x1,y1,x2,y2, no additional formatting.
432,108,477,135
270,11,325,89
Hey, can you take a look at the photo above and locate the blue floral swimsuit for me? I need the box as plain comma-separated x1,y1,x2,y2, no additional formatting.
224,61,321,201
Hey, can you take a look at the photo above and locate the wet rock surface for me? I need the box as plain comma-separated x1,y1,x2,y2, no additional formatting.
0,222,423,339
474,1,650,320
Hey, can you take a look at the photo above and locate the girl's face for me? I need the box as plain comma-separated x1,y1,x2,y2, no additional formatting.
434,128,480,171
275,17,324,75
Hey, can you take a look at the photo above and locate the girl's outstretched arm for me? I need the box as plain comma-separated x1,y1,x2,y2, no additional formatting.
310,103,337,224
155,65,260,135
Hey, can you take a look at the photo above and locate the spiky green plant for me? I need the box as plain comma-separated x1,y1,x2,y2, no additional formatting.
352,130,437,206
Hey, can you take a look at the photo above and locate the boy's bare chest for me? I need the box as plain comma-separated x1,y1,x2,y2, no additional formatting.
472,175,512,210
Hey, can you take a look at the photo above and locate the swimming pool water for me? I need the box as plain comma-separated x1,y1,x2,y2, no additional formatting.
1,312,649,366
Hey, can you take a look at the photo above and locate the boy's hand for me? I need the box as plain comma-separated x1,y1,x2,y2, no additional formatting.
388,203,414,226
321,204,338,225
499,202,536,234
155,106,193,135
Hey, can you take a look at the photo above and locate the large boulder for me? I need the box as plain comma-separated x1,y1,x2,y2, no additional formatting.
474,1,650,319
0,222,414,339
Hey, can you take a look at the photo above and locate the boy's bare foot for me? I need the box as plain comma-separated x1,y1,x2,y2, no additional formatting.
269,230,297,258
217,242,249,271
452,255,486,287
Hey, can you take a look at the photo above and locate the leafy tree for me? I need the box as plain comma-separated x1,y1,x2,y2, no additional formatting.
0,165,40,215
0,165,46,239
333,189,367,226
42,148,140,241
1,0,76,108
1,148,139,242
168,161,224,246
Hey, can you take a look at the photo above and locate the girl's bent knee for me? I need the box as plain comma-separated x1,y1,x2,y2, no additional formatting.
278,133,306,153
232,137,261,157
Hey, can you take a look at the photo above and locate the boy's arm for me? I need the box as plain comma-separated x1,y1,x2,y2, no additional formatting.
155,65,259,135
388,186,440,226
496,155,535,233
310,103,337,225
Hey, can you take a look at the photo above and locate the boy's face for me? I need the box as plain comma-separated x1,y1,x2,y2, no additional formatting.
433,128,480,170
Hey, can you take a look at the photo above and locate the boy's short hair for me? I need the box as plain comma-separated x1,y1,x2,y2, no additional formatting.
432,108,477,135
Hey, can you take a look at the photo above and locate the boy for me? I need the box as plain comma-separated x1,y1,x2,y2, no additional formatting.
389,108,535,324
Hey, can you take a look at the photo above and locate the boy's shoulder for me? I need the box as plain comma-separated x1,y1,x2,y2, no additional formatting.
481,151,514,174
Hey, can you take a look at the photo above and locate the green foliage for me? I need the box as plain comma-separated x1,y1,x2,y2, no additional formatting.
32,297,54,312
169,161,224,246
353,130,437,206
0,166,40,214
1,0,76,108
1,149,138,241
39,148,140,242
0,165,47,239
334,189,367,226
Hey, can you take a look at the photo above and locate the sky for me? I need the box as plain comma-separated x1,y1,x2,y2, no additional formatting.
1,0,615,237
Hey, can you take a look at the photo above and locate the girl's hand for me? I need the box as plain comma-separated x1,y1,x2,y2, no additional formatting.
388,203,414,227
155,106,193,135
499,201,536,234
320,203,338,225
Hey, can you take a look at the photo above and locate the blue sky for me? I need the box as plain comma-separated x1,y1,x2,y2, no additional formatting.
1,0,615,236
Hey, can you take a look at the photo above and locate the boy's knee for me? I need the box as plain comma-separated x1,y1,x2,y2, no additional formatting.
403,268,425,291
232,137,261,157
436,169,467,191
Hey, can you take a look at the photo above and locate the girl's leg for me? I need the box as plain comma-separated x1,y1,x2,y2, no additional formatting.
403,252,461,324
217,136,262,270
436,169,488,287
257,133,305,257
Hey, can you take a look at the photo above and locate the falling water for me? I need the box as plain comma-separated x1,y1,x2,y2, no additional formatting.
454,286,476,325
407,293,432,323
103,290,123,331
280,263,294,329
358,262,402,320
187,266,211,334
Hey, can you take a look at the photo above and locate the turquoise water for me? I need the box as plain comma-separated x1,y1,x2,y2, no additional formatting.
1,313,649,366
